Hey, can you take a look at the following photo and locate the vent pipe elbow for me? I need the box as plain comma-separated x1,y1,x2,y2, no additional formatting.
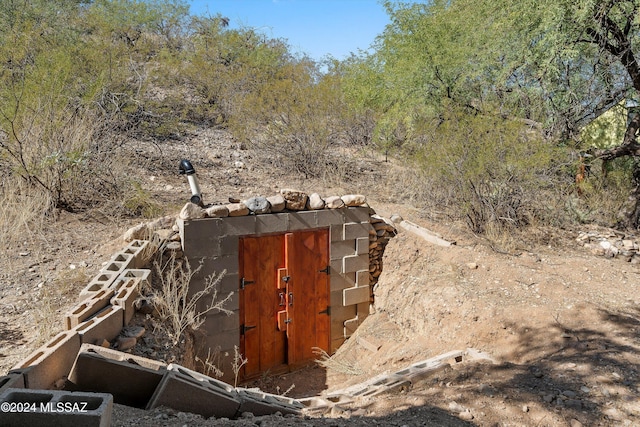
179,159,203,206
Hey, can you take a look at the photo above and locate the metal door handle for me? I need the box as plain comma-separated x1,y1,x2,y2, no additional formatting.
288,292,294,306
279,292,285,306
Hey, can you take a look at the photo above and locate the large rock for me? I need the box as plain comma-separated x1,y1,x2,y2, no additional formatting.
307,193,325,210
179,203,206,220
244,197,271,214
227,202,249,217
324,196,345,209
205,205,229,218
341,194,367,207
267,194,286,212
123,223,149,242
280,189,308,211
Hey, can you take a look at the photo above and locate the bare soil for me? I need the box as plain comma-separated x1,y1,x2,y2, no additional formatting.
1,128,639,426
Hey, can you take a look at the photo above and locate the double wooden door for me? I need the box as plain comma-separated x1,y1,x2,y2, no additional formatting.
239,229,330,379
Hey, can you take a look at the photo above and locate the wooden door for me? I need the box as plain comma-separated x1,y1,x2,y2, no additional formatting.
283,229,330,367
239,234,286,378
239,229,330,379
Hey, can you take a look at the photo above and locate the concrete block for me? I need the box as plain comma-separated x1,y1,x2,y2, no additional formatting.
343,206,371,223
79,272,118,299
108,252,134,270
343,254,369,273
0,373,25,394
357,302,371,322
167,364,235,393
110,278,140,326
204,330,239,359
330,305,357,323
355,270,370,287
115,269,150,291
329,272,355,292
204,310,239,333
147,365,240,418
356,237,370,255
330,240,356,260
287,211,317,231
330,338,345,354
316,209,346,227
344,317,359,338
65,289,115,330
67,344,166,408
343,286,370,306
73,306,124,345
329,259,343,275
331,318,346,341
0,388,113,427
216,272,240,294
330,290,343,308
99,259,127,277
255,214,289,235
180,218,222,256
123,239,151,268
330,224,344,242
222,216,256,236
218,235,239,256
11,330,81,390
236,388,303,416
344,222,372,240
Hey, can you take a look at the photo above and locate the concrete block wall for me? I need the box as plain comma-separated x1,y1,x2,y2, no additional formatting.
0,388,113,427
178,206,377,368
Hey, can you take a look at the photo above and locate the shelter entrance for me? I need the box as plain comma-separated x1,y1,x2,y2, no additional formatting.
239,229,330,380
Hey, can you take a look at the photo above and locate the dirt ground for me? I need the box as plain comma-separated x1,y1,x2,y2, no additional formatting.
1,128,639,426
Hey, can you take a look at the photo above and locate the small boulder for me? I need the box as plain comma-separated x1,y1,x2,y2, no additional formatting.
205,205,229,218
179,202,206,220
267,194,286,212
227,202,249,217
280,189,308,211
123,223,149,242
325,196,345,209
341,194,367,206
307,193,325,210
244,197,271,214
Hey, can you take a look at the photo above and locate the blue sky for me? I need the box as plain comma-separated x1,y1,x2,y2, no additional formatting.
187,0,390,61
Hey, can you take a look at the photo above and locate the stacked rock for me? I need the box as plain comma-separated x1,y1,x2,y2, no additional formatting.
178,189,371,219
576,230,639,263
368,214,397,294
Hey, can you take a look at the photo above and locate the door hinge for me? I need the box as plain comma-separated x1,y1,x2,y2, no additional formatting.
240,324,256,335
319,266,330,274
240,278,255,289
319,306,331,315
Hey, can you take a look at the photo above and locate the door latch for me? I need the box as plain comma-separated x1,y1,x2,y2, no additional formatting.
240,278,255,289
240,324,256,335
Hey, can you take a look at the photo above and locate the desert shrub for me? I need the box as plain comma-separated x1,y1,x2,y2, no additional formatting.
410,106,564,233
569,156,636,226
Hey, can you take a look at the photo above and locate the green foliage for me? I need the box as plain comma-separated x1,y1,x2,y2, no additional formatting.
412,106,564,232
122,181,163,218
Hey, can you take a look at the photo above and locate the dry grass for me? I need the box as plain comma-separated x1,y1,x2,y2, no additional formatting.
32,266,90,345
0,179,52,254
149,253,233,345
231,344,248,387
313,347,364,376
195,346,224,378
